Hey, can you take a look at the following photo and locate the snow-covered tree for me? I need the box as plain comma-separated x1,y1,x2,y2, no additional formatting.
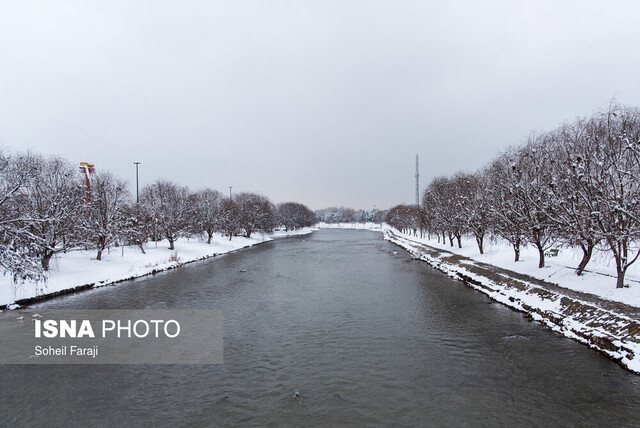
340,208,357,223
189,189,223,244
511,134,558,268
276,202,316,231
140,180,191,250
546,121,602,275
235,192,275,238
423,176,463,247
84,171,130,260
120,202,152,254
385,204,421,235
219,197,241,240
315,206,365,224
456,171,490,254
14,155,85,271
570,105,640,287
0,151,43,280
485,152,527,262
418,102,640,287
373,208,387,224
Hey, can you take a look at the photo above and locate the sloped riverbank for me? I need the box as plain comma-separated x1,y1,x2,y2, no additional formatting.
384,228,640,374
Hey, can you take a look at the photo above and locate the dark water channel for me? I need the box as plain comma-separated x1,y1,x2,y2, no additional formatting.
2,229,640,427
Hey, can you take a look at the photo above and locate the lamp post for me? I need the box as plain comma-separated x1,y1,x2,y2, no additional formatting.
134,162,141,203
229,186,232,199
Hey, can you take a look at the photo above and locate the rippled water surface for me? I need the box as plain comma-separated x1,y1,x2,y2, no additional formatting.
2,229,640,426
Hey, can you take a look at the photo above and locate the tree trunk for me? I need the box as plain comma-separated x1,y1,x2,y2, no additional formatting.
207,231,213,244
575,242,593,276
168,237,175,250
475,234,484,254
96,238,105,261
138,243,146,254
535,241,545,268
448,234,454,247
456,233,462,248
616,269,626,289
513,239,520,262
614,251,625,289
41,252,54,271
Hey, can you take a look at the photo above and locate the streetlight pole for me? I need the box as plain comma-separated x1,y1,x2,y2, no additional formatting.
229,186,232,199
134,162,141,203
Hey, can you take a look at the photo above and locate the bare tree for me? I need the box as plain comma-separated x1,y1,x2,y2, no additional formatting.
189,189,222,243
572,105,640,287
373,208,387,224
485,153,527,262
340,208,357,223
385,204,421,234
417,102,640,288
14,155,85,271
509,137,557,268
218,197,241,240
546,121,601,274
423,176,463,247
121,202,152,254
140,180,191,250
0,151,43,280
276,202,316,231
235,192,275,238
456,172,490,254
85,171,130,260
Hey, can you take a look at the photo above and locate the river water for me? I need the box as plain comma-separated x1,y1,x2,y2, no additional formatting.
2,229,640,426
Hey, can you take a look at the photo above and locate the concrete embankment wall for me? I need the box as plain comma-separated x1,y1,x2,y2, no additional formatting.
384,229,640,374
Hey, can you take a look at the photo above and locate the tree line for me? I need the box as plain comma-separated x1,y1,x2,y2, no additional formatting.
386,103,640,288
315,206,386,224
0,151,316,282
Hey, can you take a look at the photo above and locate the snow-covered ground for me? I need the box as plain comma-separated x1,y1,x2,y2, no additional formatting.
316,222,383,231
392,230,640,308
1,228,316,308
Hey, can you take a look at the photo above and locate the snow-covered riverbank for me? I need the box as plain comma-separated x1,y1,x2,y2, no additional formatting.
1,228,316,309
389,229,640,308
316,222,383,230
384,227,640,374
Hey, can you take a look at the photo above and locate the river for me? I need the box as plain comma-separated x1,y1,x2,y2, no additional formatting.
2,229,640,426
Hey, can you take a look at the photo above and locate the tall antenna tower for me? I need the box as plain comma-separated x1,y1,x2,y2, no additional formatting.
415,154,419,207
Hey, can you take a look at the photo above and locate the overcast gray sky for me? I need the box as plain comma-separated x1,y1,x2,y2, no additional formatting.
1,1,639,210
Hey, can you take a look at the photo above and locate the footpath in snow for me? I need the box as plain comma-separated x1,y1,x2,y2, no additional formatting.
1,228,316,309
384,227,640,374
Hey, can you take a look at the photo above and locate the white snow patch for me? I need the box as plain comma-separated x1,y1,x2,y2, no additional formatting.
390,229,640,308
316,222,383,231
